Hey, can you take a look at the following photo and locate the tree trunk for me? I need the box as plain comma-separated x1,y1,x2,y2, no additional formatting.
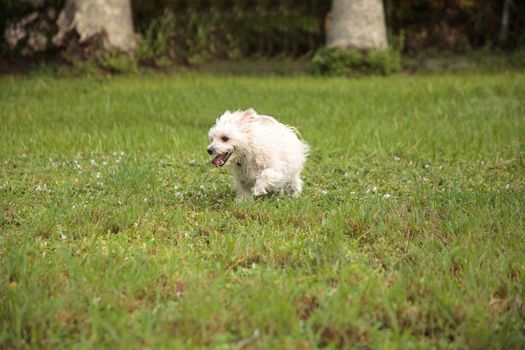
498,0,512,45
53,0,136,52
326,0,388,50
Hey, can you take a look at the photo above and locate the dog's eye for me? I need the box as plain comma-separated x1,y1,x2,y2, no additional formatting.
221,136,229,142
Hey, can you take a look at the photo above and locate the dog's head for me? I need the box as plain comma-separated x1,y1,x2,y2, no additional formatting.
207,109,256,167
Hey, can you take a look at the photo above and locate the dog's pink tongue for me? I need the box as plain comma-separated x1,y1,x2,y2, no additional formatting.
211,154,225,166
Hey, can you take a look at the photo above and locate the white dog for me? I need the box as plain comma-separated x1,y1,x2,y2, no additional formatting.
207,109,309,201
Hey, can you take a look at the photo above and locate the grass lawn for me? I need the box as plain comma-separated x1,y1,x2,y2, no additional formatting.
1,71,524,349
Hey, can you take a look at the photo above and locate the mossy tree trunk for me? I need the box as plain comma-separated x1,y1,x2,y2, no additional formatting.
326,0,388,50
53,0,136,52
498,0,513,45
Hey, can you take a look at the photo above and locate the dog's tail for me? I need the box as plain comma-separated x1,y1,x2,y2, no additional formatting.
287,125,310,157
287,125,309,148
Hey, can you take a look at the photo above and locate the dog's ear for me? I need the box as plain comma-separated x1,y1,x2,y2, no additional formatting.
238,109,256,125
217,110,231,123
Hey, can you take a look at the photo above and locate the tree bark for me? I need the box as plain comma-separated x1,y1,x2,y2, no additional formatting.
53,0,136,52
498,0,512,45
326,0,388,50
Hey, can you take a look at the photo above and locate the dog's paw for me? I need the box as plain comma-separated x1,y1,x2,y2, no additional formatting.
290,190,301,198
235,194,253,203
252,184,267,197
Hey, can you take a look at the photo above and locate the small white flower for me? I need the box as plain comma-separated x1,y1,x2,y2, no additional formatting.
321,189,328,195
394,156,401,161
95,172,101,178
424,164,430,169
120,151,125,156
505,184,511,189
72,205,76,209
350,191,356,195
96,181,104,186
144,197,148,202
60,233,67,240
189,159,196,165
175,191,182,197
383,193,392,199
90,159,97,166
102,161,108,166
134,222,138,228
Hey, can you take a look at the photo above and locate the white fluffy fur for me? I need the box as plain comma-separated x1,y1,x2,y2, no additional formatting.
208,109,309,201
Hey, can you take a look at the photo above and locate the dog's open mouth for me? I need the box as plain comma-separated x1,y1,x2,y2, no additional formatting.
211,152,231,167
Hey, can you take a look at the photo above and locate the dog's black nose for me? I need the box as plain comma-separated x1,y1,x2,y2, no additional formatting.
207,147,214,155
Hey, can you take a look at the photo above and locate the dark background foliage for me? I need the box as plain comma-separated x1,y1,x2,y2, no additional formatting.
385,0,525,52
1,0,524,61
132,0,525,60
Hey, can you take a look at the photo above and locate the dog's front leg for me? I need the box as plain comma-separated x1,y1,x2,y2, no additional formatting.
233,175,252,202
235,188,252,202
252,168,285,197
